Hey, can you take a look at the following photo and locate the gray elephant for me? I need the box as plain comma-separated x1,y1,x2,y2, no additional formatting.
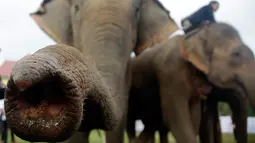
4,0,178,143
128,54,247,143
128,49,249,143
127,23,255,143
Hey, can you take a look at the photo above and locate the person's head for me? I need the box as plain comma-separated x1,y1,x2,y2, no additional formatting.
209,1,219,12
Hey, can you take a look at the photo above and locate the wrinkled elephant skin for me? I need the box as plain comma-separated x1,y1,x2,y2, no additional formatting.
4,0,179,142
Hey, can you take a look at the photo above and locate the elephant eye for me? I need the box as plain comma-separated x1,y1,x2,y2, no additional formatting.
231,51,241,57
229,50,242,67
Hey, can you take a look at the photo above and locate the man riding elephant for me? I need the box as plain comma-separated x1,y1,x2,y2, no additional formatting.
181,1,219,33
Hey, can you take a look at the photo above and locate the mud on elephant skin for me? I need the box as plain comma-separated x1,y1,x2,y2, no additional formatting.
130,22,255,143
4,0,178,142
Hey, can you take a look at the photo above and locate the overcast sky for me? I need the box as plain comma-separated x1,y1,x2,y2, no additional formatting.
0,0,254,61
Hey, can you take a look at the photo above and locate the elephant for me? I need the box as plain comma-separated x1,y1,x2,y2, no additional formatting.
128,49,248,143
4,0,178,142
128,54,246,143
126,22,255,143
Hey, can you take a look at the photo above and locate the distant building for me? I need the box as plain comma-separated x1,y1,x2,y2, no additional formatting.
0,60,16,84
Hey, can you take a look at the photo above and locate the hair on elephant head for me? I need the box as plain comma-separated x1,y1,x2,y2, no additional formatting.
181,22,255,112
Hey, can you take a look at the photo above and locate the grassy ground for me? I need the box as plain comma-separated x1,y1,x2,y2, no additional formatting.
7,131,255,143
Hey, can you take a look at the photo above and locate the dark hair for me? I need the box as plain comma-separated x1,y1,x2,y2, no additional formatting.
209,1,219,5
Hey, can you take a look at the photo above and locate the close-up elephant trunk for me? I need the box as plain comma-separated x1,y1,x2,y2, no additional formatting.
4,0,134,142
5,45,89,141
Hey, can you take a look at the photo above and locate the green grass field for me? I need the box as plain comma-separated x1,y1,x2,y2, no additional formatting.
7,131,255,143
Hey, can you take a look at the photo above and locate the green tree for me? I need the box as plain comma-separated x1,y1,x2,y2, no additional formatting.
248,104,255,117
218,102,232,116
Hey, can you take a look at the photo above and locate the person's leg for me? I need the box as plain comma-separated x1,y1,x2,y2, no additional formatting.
2,121,7,143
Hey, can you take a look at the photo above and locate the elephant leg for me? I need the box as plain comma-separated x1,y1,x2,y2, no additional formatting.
199,100,215,143
212,103,222,143
229,98,248,143
190,100,201,134
161,91,197,143
105,123,125,143
127,118,136,143
132,127,155,143
200,99,222,143
60,132,90,143
159,127,168,143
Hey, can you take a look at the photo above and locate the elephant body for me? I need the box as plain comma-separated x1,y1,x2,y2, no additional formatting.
128,23,255,143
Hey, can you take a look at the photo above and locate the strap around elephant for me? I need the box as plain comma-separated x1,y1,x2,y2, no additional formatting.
134,22,178,56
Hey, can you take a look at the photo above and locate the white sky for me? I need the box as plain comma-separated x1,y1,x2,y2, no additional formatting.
0,0,254,61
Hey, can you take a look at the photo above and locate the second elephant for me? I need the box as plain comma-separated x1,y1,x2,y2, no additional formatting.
127,23,255,143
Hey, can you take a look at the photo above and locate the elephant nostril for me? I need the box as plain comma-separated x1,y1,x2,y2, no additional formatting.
5,72,83,141
14,79,69,120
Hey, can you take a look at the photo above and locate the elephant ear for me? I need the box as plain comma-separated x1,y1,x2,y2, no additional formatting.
30,0,72,45
180,29,211,74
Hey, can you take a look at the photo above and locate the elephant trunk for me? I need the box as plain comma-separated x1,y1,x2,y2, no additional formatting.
4,44,93,142
237,63,255,112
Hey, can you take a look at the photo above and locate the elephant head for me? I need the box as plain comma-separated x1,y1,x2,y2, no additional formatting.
181,23,255,112
4,0,178,142
5,0,136,141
